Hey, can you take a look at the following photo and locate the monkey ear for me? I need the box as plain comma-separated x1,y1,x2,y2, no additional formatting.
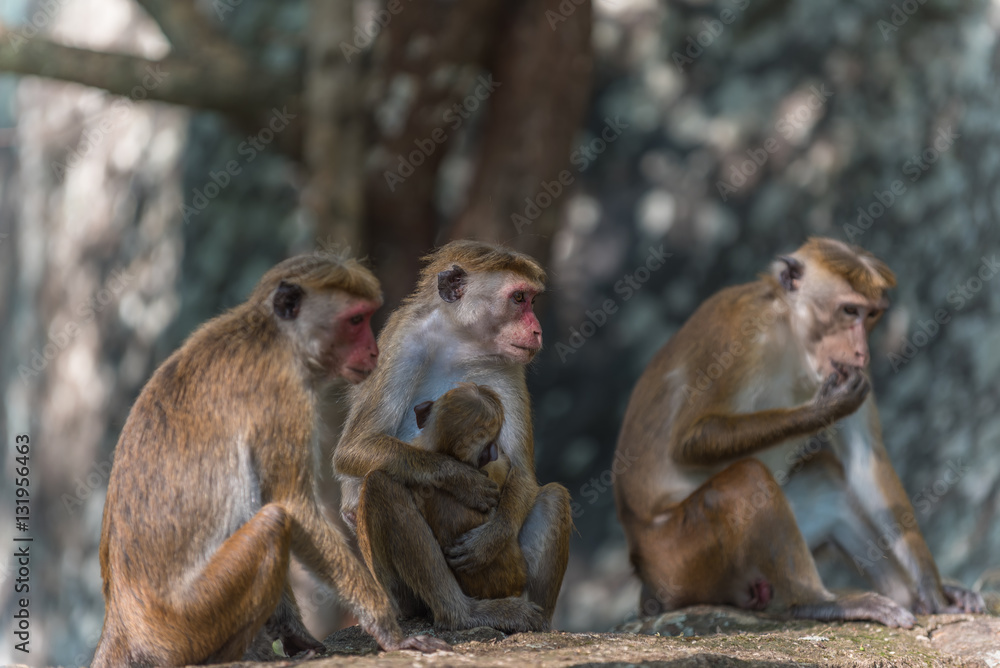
777,256,804,292
477,441,499,468
437,265,467,303
273,281,304,320
413,401,434,430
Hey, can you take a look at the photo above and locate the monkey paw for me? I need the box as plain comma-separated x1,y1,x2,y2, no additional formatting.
843,592,916,629
941,584,986,614
395,634,451,653
445,521,503,573
439,463,500,513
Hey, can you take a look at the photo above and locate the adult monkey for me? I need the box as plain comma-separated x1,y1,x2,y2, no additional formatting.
615,238,984,627
94,255,447,668
335,240,571,632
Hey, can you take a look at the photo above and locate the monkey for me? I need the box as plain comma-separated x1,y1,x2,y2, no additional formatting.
92,254,449,668
614,237,985,628
401,382,528,600
335,240,571,633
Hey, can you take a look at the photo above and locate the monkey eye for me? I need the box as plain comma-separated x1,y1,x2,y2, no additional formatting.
512,291,526,304
349,314,364,325
868,310,881,319
842,306,859,317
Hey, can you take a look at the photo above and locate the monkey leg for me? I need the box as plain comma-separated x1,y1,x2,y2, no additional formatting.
160,503,294,664
519,482,572,626
634,459,914,627
358,471,545,633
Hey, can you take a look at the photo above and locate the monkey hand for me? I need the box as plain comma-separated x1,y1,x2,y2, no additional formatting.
390,634,452,653
939,584,986,614
444,517,506,573
434,458,500,513
816,362,870,421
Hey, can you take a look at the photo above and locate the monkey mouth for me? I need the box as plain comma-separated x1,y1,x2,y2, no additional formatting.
344,367,373,382
508,344,540,360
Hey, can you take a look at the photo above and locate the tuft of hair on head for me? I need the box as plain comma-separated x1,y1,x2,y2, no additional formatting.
416,240,546,297
250,252,383,306
799,237,897,300
431,382,505,455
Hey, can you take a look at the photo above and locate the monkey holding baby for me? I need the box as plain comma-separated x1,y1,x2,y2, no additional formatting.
93,254,447,668
360,382,528,601
337,240,571,633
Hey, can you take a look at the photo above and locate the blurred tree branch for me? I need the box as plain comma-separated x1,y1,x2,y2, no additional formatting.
0,27,291,115
132,0,244,61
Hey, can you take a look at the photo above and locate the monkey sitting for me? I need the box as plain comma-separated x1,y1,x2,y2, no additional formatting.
409,383,528,600
93,254,447,668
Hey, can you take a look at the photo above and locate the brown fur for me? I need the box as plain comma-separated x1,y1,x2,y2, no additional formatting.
412,384,528,600
337,240,570,634
413,240,547,301
93,254,446,668
615,238,982,630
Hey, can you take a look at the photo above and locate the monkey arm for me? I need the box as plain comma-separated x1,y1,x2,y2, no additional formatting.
336,430,500,513
832,398,981,614
445,461,536,572
336,430,447,484
674,405,834,466
285,498,409,649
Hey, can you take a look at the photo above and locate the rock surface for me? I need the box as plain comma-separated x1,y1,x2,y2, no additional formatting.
219,607,1000,668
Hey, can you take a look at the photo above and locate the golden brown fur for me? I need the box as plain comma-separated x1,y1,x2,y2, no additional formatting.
93,254,446,668
412,384,528,600
615,238,983,629
338,240,570,633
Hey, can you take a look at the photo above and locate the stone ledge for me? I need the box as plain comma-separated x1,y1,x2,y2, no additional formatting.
214,606,1000,668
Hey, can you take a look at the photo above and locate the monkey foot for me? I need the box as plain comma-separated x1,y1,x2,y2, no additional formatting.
941,584,986,614
396,634,451,653
743,577,773,611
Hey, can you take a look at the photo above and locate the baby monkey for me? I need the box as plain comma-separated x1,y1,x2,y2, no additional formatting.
411,383,527,599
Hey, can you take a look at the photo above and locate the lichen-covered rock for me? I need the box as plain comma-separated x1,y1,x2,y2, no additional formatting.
213,610,1000,667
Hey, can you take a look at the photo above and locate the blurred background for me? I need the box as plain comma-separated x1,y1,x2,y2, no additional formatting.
0,0,998,665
